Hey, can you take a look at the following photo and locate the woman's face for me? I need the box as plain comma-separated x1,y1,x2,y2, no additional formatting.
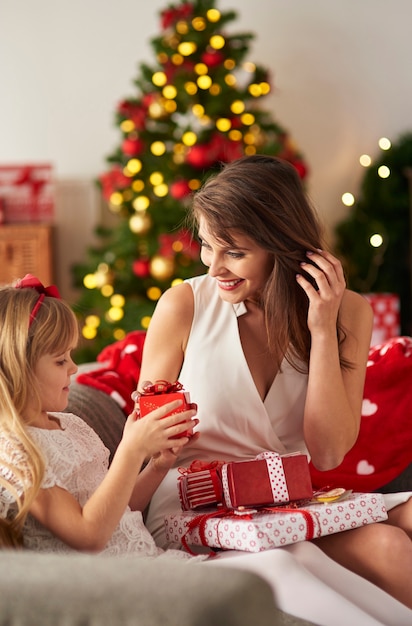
198,216,274,304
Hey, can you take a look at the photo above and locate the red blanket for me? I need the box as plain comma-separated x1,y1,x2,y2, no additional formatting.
77,333,412,492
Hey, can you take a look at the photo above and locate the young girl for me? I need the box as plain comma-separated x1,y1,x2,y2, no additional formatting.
138,155,412,624
0,274,198,558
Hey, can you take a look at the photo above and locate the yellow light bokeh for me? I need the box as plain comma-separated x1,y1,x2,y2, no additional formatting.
152,71,167,87
147,287,162,301
192,104,205,117
206,9,221,22
224,74,237,87
197,75,212,89
378,137,391,150
209,84,221,96
150,141,167,156
141,316,152,329
126,158,142,174
216,118,231,132
106,307,124,322
153,183,169,197
359,154,372,167
85,314,100,328
210,35,225,50
176,20,188,34
132,196,150,211
341,192,355,207
178,41,197,56
195,63,208,75
82,326,97,340
378,165,390,178
192,16,206,31
110,294,125,308
182,131,197,146
370,233,384,248
185,81,198,95
120,120,135,133
231,100,245,114
241,113,255,126
83,274,98,289
163,85,177,99
109,192,123,207
149,172,164,186
101,284,114,297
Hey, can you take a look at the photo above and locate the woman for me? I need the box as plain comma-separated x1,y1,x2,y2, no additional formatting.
138,155,412,625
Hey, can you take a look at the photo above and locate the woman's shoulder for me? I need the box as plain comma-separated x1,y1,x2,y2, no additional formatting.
340,289,374,339
341,289,374,318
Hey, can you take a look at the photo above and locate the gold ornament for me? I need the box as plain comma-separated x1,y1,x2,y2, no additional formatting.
150,255,175,280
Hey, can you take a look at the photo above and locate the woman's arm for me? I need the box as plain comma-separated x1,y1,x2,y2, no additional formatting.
29,402,197,552
138,282,194,390
297,250,373,470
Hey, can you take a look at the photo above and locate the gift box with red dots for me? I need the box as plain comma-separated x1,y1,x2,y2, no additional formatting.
363,293,400,346
165,492,387,553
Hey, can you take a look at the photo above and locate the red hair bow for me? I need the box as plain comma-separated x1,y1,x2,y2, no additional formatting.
14,274,61,326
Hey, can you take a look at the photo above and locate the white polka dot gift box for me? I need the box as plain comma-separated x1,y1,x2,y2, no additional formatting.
165,492,387,553
178,451,313,511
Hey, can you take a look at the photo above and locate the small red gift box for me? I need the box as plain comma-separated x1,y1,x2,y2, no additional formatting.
137,380,193,438
178,461,224,510
222,452,313,508
165,492,388,553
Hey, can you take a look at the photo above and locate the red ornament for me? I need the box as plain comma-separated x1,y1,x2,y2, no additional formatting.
132,258,150,278
170,179,192,200
201,50,225,68
161,2,193,29
117,100,147,130
99,166,131,201
122,137,144,156
186,143,216,169
290,159,309,180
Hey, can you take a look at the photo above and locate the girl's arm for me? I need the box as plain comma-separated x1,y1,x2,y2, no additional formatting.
137,282,194,390
29,402,197,552
296,250,373,470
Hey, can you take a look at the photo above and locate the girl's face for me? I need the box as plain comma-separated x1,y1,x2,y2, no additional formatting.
34,346,78,415
198,216,274,304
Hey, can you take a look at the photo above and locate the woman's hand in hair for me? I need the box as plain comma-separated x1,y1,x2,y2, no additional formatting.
296,249,346,334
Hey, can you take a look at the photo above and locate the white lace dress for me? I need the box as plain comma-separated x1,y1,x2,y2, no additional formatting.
0,412,193,560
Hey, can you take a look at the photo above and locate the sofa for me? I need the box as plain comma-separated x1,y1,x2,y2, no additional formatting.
0,378,317,626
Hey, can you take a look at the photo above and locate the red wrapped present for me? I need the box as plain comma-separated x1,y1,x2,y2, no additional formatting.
137,380,194,438
165,492,387,553
0,164,54,223
178,461,225,510
363,293,400,346
222,451,313,508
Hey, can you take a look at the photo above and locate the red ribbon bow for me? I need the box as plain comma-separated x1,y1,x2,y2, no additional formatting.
14,274,61,327
140,380,183,395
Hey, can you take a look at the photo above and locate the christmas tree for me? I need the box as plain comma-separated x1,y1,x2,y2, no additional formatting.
72,0,309,362
334,132,412,336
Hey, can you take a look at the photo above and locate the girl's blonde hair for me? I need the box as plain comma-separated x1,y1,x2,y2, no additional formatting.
0,284,78,547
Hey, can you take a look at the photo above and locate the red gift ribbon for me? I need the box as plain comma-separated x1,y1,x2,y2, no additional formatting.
140,380,183,395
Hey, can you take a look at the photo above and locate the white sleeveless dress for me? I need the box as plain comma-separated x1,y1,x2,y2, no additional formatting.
145,273,412,626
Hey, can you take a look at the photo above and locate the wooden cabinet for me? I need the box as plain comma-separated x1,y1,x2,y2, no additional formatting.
0,224,53,285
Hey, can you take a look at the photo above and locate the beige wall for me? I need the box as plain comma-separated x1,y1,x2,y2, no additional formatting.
1,0,411,300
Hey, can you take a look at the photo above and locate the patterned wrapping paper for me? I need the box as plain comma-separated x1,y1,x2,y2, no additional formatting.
165,492,388,553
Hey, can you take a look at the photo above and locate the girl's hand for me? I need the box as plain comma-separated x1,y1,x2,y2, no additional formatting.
121,399,198,460
296,249,346,333
150,430,200,472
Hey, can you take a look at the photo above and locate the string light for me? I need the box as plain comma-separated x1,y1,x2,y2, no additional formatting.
378,137,391,150
370,234,384,248
341,192,355,207
378,165,390,178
